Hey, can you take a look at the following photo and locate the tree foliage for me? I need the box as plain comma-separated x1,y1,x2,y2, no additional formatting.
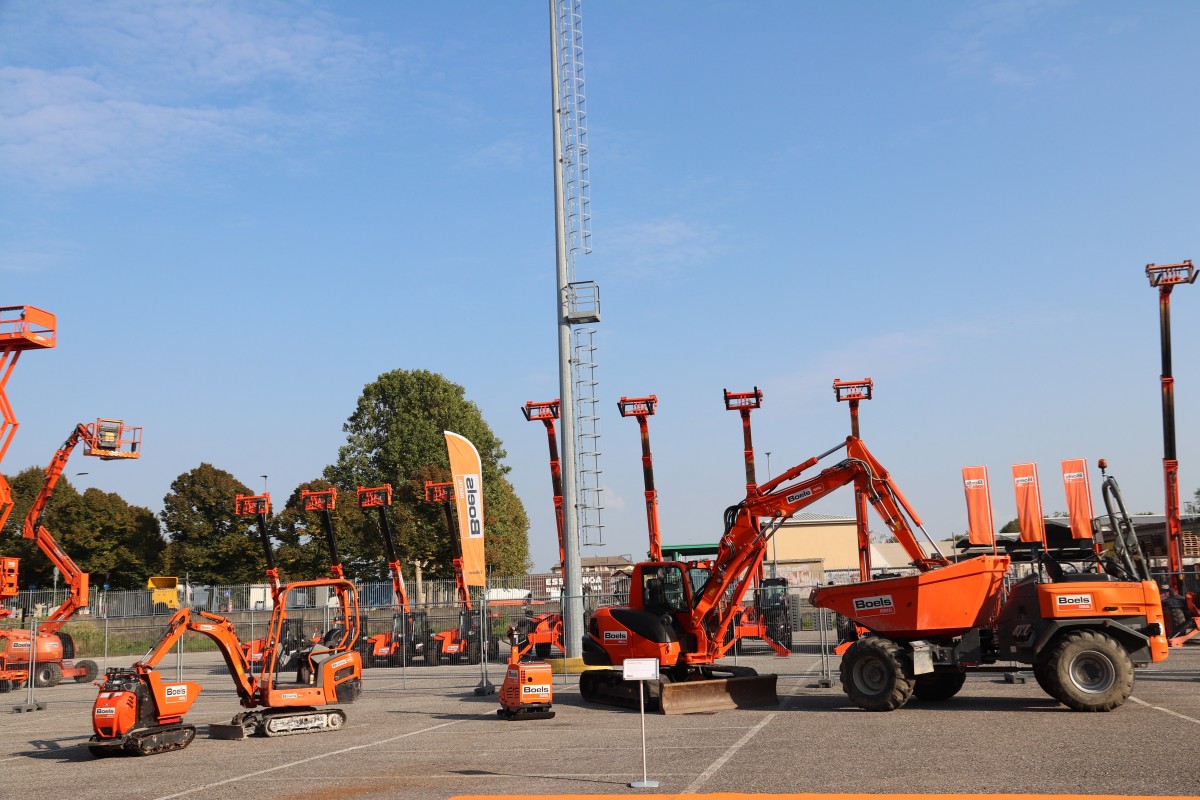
324,369,530,577
999,518,1021,534
160,463,262,584
2,466,164,590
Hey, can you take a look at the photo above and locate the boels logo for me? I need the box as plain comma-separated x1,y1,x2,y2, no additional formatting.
964,478,985,489
163,684,188,703
1056,593,1094,611
94,707,115,716
603,630,627,642
521,685,550,696
330,657,351,670
1063,471,1085,482
464,475,483,539
786,484,825,505
852,595,896,616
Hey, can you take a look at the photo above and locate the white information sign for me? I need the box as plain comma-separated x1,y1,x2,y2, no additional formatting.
623,657,659,681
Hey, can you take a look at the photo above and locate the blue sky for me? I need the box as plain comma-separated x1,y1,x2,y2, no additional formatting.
2,1,1197,571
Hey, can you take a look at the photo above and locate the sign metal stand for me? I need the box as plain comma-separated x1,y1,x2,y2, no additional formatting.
623,657,659,789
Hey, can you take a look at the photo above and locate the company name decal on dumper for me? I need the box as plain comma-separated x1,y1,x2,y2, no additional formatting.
1056,593,1094,611
852,594,896,616
163,684,189,703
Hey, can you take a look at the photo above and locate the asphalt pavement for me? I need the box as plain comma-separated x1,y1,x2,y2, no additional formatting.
2,647,1198,800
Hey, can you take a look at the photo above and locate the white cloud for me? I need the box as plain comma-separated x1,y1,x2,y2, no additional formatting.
601,217,726,275
0,1,400,189
934,0,1074,88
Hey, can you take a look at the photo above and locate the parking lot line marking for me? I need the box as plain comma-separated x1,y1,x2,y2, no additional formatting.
679,712,775,795
1131,695,1200,725
151,717,472,800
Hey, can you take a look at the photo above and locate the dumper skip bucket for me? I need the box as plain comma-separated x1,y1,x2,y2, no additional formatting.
810,554,1010,639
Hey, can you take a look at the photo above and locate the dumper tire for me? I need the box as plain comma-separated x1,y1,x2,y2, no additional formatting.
1043,629,1133,711
912,671,966,702
840,636,914,712
1032,661,1054,696
34,662,63,688
75,659,99,683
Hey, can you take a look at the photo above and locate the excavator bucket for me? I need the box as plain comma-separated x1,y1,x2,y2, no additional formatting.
207,723,248,740
659,673,779,715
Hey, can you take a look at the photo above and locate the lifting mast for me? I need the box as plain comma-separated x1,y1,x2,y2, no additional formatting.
834,378,877,580
1146,260,1195,593
358,484,410,613
23,419,141,633
522,400,566,569
425,480,471,612
519,400,568,660
235,493,279,606
617,395,662,561
300,487,353,623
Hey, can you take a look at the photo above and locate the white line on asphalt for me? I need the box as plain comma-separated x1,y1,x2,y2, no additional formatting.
151,717,473,800
1131,695,1200,724
679,712,775,795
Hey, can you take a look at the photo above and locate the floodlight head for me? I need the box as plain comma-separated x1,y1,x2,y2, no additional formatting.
235,493,271,517
617,395,657,418
723,387,763,412
833,378,873,403
301,487,336,512
357,484,392,508
522,400,560,422
1146,260,1196,288
424,480,453,504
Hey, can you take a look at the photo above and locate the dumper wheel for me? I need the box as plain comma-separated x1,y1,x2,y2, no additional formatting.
912,671,966,702
1032,661,1054,696
467,640,481,665
840,636,914,711
1043,630,1133,711
75,659,99,683
34,662,62,688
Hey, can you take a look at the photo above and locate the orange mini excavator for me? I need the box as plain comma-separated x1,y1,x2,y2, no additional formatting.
87,578,363,756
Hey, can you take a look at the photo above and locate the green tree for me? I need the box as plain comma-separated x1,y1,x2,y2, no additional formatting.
160,464,262,584
999,518,1021,534
324,369,531,578
2,466,164,589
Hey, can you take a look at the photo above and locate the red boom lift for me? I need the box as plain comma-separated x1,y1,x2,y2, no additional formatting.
357,484,433,666
0,306,54,688
0,419,140,689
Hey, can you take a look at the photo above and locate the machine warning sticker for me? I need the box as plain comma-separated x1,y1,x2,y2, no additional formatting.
852,595,896,616
163,684,189,702
1056,593,1094,611
603,630,628,642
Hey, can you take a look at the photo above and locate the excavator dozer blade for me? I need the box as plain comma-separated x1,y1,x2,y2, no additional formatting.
208,722,249,740
659,673,779,715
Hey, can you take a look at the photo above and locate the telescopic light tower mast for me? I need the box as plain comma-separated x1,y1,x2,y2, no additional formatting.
1146,260,1195,593
550,0,600,659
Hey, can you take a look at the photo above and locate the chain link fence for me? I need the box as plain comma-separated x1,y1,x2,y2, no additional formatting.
2,573,838,690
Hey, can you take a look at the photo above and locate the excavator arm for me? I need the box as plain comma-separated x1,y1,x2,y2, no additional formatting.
23,419,141,634
135,608,259,705
692,436,948,655
235,493,280,606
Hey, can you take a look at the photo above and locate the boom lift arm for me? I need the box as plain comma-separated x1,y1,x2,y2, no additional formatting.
301,487,354,644
522,400,566,569
23,419,141,634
